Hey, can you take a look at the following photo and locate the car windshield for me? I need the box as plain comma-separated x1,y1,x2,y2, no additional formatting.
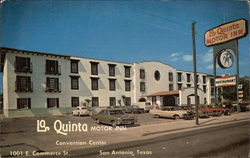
110,110,125,115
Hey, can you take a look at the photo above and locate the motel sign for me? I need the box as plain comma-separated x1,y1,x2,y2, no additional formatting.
205,19,247,46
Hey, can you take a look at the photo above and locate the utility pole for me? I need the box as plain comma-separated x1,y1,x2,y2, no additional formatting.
192,21,199,125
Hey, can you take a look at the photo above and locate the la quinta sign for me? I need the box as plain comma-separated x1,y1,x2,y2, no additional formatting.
205,19,247,46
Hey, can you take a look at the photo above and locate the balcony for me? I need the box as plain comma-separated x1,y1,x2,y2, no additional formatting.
15,82,33,92
45,65,61,75
14,62,33,73
45,83,61,93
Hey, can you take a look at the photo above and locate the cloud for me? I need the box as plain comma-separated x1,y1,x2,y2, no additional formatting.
182,55,193,62
204,49,213,62
171,58,178,62
170,53,179,57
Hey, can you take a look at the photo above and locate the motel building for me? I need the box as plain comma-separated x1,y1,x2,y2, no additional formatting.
0,47,215,117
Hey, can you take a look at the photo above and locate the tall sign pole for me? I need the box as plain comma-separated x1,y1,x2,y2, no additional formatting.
192,21,199,125
205,19,247,112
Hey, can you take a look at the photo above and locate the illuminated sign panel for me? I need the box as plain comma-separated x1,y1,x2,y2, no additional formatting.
205,19,247,46
215,76,236,87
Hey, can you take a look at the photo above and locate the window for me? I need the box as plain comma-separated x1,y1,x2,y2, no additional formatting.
169,84,174,91
196,75,199,83
92,97,99,107
109,64,116,76
90,62,98,75
211,87,215,96
110,97,116,106
210,78,215,86
140,69,145,79
71,76,79,90
125,80,131,91
15,57,32,73
140,82,145,92
91,78,99,90
154,71,160,81
177,73,182,82
203,85,207,93
71,60,79,73
187,74,191,82
169,72,173,81
17,98,31,109
16,76,33,92
187,84,191,87
46,60,60,75
203,76,206,84
124,97,131,106
178,83,182,90
71,97,79,107
109,79,116,91
46,78,60,92
47,98,59,108
124,66,131,78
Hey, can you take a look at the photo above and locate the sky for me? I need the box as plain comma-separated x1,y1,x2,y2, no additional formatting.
0,0,249,93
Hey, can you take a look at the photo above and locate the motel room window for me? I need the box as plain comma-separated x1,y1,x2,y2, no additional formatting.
140,82,145,92
124,97,131,106
124,66,131,78
70,76,79,90
169,72,173,81
47,98,59,108
92,97,99,107
203,76,206,84
140,69,145,79
71,60,79,73
71,97,79,107
187,73,191,82
109,79,116,91
109,64,116,77
169,84,174,91
125,80,131,91
46,77,60,92
17,98,31,109
196,75,199,83
15,56,32,73
187,84,191,88
91,77,99,90
210,78,215,86
178,83,182,90
46,60,60,75
211,87,215,96
203,85,207,93
90,61,99,75
110,97,116,107
16,76,33,92
177,72,182,82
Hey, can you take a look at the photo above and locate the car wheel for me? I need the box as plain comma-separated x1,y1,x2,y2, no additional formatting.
154,114,160,118
111,121,117,128
174,115,180,120
96,119,100,124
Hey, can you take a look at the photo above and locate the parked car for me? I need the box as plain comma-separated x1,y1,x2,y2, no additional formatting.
72,106,90,116
91,108,138,127
150,107,189,119
122,105,145,113
134,102,152,112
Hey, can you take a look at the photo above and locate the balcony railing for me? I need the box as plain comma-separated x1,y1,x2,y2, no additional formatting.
14,62,33,73
45,65,61,75
45,83,61,93
15,82,33,92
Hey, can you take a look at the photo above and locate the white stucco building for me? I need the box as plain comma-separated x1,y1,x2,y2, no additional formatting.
0,47,215,117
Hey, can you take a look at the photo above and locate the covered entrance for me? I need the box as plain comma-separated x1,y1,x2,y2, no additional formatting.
148,90,179,107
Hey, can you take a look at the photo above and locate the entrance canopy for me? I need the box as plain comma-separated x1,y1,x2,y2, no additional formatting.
147,90,179,97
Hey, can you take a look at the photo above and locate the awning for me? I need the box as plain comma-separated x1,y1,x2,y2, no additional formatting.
147,90,180,97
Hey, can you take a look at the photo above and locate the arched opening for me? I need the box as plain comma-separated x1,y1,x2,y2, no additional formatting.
187,94,200,105
139,98,146,102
